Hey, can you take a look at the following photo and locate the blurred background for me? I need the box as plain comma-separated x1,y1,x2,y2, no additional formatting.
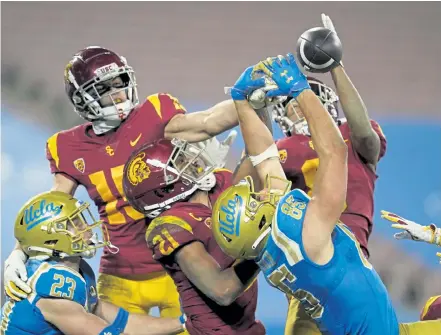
2,2,441,333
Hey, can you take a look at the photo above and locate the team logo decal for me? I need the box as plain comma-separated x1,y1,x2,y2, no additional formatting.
279,150,288,164
126,152,151,186
73,158,85,173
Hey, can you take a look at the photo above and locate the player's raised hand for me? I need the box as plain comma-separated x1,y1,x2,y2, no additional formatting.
321,13,344,67
321,13,337,35
381,210,441,246
229,65,266,101
255,53,310,99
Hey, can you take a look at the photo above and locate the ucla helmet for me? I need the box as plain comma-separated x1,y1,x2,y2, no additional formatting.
15,191,112,259
212,175,291,259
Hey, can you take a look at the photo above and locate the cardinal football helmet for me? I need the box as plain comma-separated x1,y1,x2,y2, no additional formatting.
212,175,291,260
64,46,139,122
273,77,339,137
123,138,217,218
15,191,113,259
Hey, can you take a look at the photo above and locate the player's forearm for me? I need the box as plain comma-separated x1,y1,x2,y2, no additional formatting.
212,260,260,306
255,107,273,135
125,315,183,335
164,99,238,142
297,90,346,159
330,66,380,162
330,66,373,138
234,101,274,156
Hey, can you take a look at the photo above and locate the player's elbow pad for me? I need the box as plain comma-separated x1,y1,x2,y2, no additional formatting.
98,308,129,335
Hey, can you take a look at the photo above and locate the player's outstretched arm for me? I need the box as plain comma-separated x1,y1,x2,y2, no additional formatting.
258,54,348,261
164,99,239,143
94,300,184,335
296,85,347,261
229,64,287,191
322,13,381,167
176,241,260,306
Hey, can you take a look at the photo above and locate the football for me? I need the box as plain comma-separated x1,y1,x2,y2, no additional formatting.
296,27,343,73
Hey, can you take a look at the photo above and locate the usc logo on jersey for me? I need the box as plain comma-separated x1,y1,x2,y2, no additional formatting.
126,152,151,186
279,150,288,164
73,158,85,173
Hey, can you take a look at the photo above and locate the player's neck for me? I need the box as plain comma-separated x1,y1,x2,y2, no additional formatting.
189,190,212,209
56,257,81,272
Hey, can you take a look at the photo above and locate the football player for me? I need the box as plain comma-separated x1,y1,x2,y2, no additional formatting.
235,14,387,334
213,53,401,334
1,191,186,335
3,46,242,321
121,137,265,334
381,210,441,321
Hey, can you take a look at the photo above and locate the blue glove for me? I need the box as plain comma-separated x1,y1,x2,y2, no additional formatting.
230,66,266,101
256,53,310,99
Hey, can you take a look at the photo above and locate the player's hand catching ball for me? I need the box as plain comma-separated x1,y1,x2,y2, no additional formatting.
255,54,310,98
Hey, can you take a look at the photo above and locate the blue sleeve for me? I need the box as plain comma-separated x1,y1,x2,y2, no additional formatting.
33,265,86,307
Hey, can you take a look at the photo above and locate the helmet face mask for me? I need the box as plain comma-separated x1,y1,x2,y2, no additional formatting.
15,192,112,259
64,47,139,122
123,139,217,218
273,77,339,137
212,175,292,260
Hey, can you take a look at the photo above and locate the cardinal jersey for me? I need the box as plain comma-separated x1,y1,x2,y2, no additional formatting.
1,259,97,335
146,170,264,335
421,295,441,321
276,119,387,257
257,189,398,335
46,94,186,276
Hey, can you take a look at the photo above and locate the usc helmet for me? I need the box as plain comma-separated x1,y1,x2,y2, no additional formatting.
212,175,291,260
123,138,217,218
273,77,339,137
15,191,112,259
64,46,139,122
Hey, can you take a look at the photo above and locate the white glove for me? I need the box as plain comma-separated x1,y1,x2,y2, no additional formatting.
381,210,441,245
4,249,31,301
195,130,237,168
321,13,344,67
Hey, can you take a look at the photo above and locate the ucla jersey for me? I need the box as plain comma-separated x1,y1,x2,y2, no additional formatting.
256,189,399,335
1,259,98,335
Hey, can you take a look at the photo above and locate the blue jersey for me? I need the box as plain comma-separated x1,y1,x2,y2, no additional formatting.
256,189,399,335
1,259,98,335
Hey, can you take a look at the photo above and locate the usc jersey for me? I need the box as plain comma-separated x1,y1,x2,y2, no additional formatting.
277,119,387,257
45,93,186,276
146,170,264,335
420,295,441,321
1,259,97,335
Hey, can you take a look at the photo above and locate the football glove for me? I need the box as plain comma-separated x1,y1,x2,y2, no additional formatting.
194,130,237,168
381,210,441,246
321,13,344,67
4,249,31,301
229,65,266,101
255,53,310,99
